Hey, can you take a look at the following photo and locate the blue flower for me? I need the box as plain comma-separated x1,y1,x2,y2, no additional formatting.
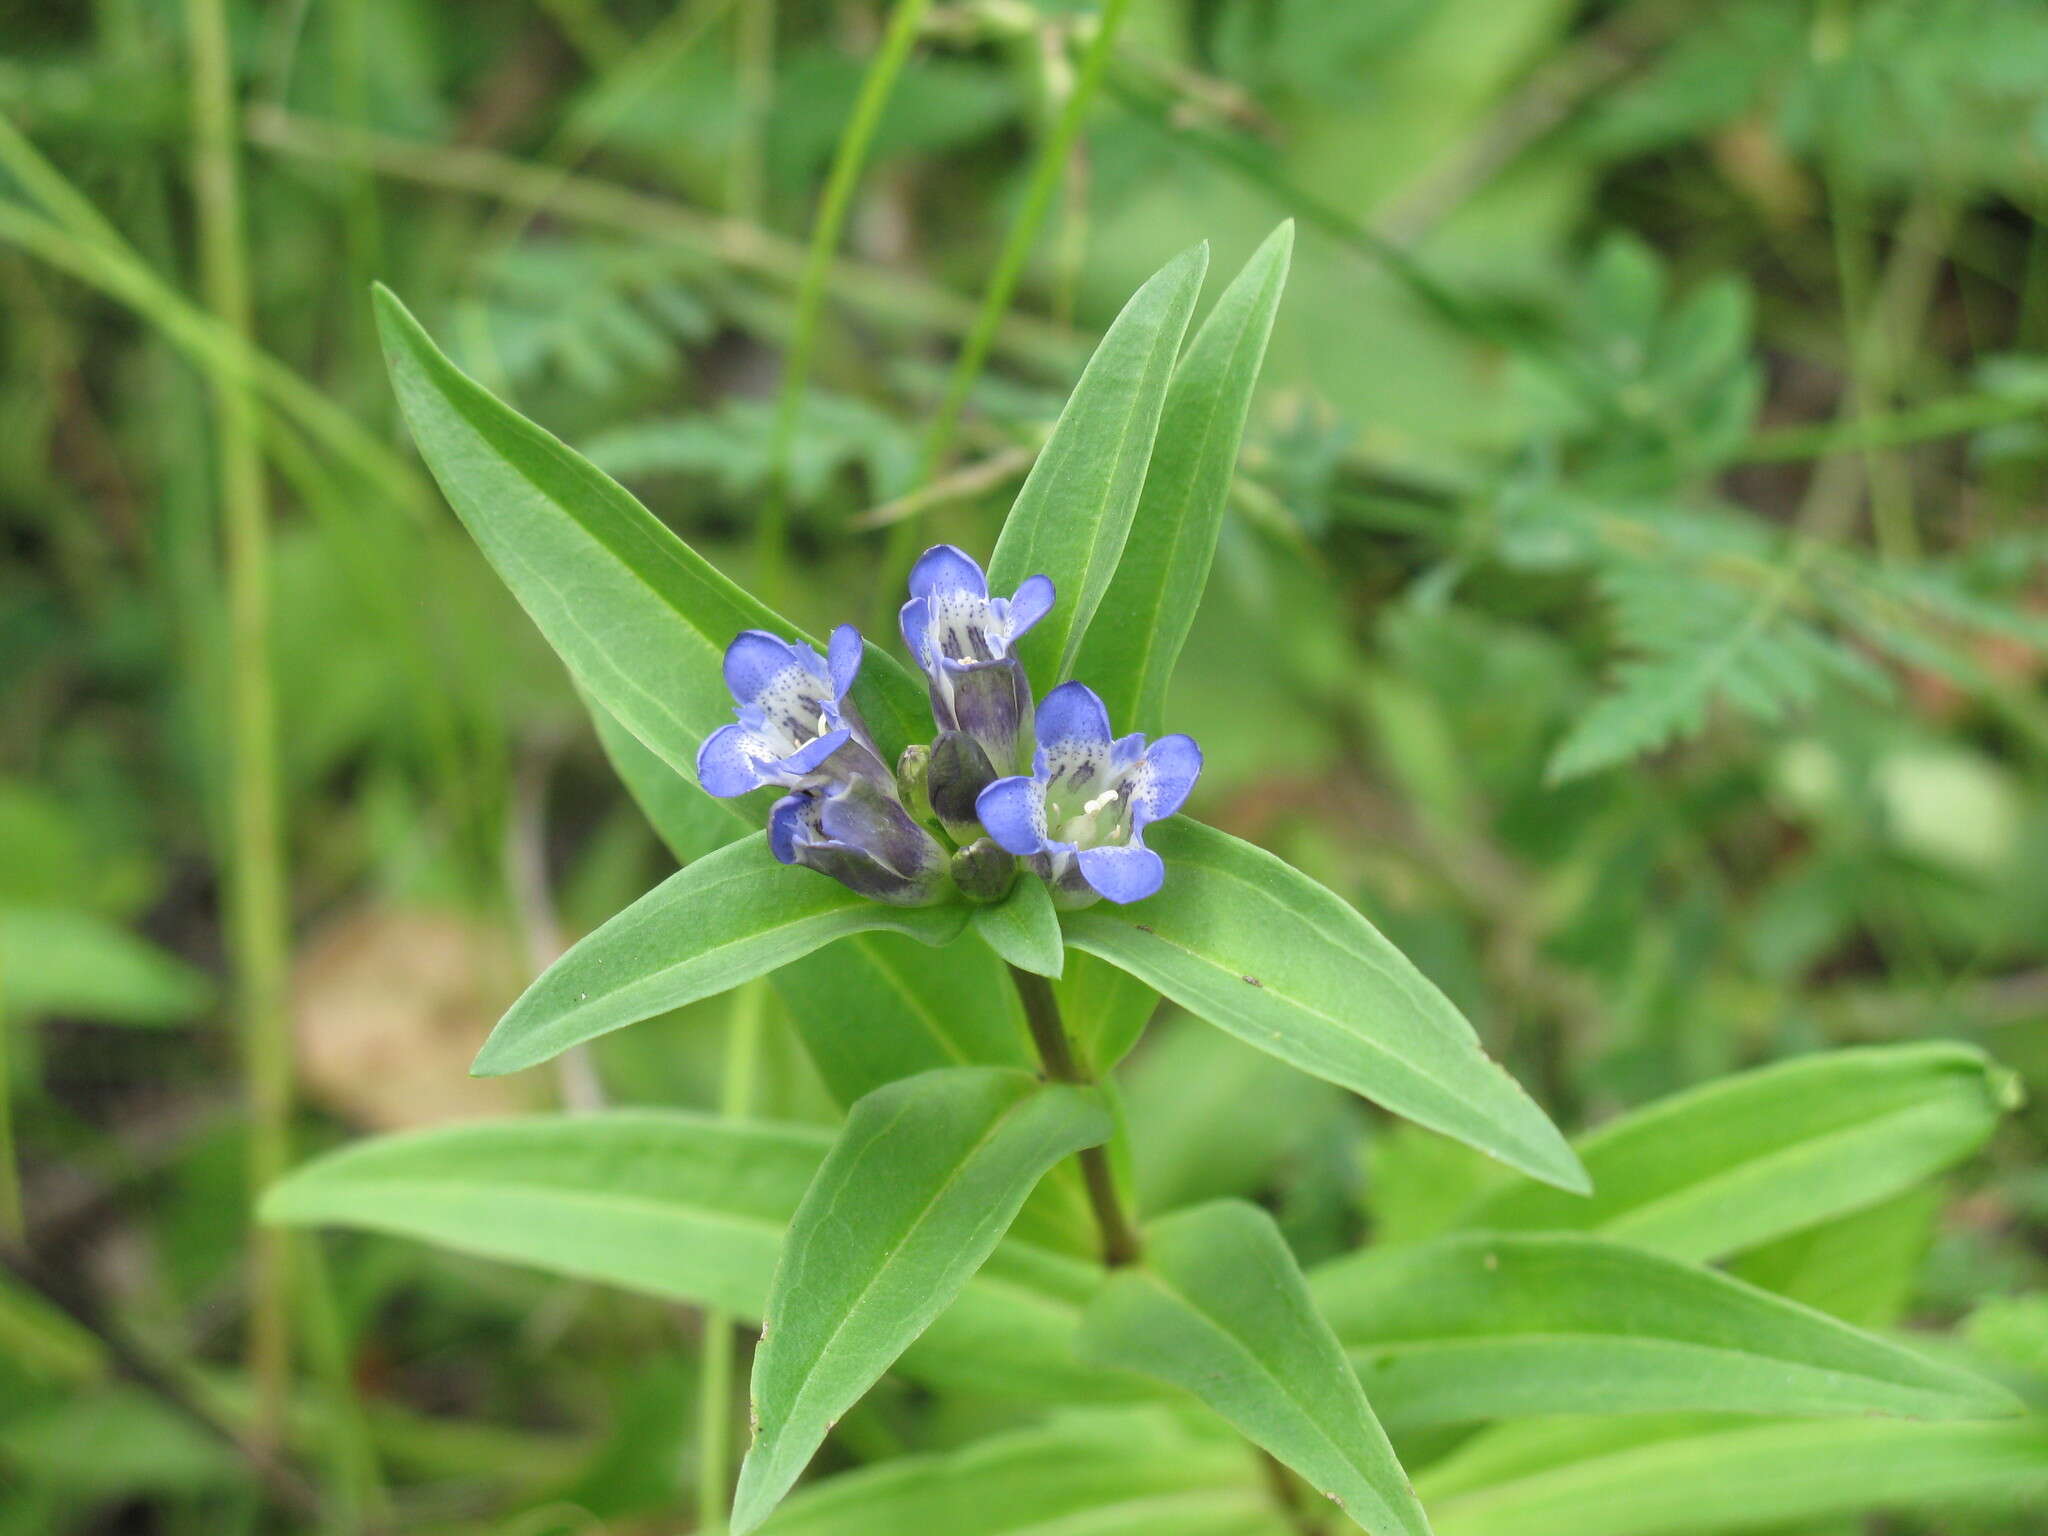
769,777,949,906
696,626,889,797
976,681,1202,906
899,545,1054,772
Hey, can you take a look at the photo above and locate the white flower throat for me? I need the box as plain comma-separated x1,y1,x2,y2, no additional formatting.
1055,783,1130,847
760,667,837,755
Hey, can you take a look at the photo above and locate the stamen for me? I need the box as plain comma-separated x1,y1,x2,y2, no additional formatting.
1082,788,1118,817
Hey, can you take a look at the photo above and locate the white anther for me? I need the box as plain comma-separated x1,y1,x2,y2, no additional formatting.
1082,788,1119,817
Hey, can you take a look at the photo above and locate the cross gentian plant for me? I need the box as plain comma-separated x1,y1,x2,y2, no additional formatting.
312,232,2009,1536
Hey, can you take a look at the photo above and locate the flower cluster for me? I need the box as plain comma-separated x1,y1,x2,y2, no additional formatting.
696,546,1200,908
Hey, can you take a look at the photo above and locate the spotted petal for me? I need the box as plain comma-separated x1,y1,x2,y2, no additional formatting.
1128,734,1202,829
698,722,772,798
1034,681,1115,794
723,630,821,708
908,544,990,602
977,775,1050,858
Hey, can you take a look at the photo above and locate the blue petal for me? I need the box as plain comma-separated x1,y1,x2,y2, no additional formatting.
768,793,814,863
778,727,854,781
1006,574,1055,639
723,630,806,707
1129,734,1202,828
697,723,767,798
1074,842,1165,904
1036,680,1113,750
1034,680,1114,791
898,594,934,667
908,544,988,602
976,775,1048,857
826,624,864,699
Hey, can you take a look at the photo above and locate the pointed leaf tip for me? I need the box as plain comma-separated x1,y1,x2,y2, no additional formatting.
1062,820,1588,1194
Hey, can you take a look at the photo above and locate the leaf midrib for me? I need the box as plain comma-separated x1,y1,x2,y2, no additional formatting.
1341,1333,1967,1403
1586,1098,1985,1259
1071,918,1489,1140
762,1085,1077,1467
271,1178,798,1237
1178,840,1466,1045
1559,1045,1977,1166
1054,348,1168,682
1121,261,1281,730
1131,1256,1398,1522
526,898,877,1046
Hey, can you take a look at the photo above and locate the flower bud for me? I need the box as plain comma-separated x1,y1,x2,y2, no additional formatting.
949,837,1017,904
927,730,998,842
896,743,932,818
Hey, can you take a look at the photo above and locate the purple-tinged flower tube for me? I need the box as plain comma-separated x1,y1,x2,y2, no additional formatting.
696,626,890,798
975,681,1202,907
898,544,1054,773
769,777,950,906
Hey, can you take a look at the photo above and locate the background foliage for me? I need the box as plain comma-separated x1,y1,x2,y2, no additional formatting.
3,0,2047,1532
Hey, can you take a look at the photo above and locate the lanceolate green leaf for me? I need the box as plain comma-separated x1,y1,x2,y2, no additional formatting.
260,1111,832,1314
733,1068,1113,1534
374,284,929,769
970,875,1065,978
987,245,1208,686
1075,222,1294,736
756,1410,1279,1536
1078,1200,1429,1536
1461,1042,2017,1261
1308,1232,2017,1429
259,1110,1122,1403
1418,1414,2048,1536
1062,819,1587,1194
473,834,968,1077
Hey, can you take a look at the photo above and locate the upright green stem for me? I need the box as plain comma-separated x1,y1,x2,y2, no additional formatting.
0,951,20,1244
698,982,767,1532
297,1234,389,1531
761,0,932,605
1007,965,1141,1268
186,0,294,1455
888,0,1130,586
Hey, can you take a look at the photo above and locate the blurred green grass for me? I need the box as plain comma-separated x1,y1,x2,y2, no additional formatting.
2,1,2047,1531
